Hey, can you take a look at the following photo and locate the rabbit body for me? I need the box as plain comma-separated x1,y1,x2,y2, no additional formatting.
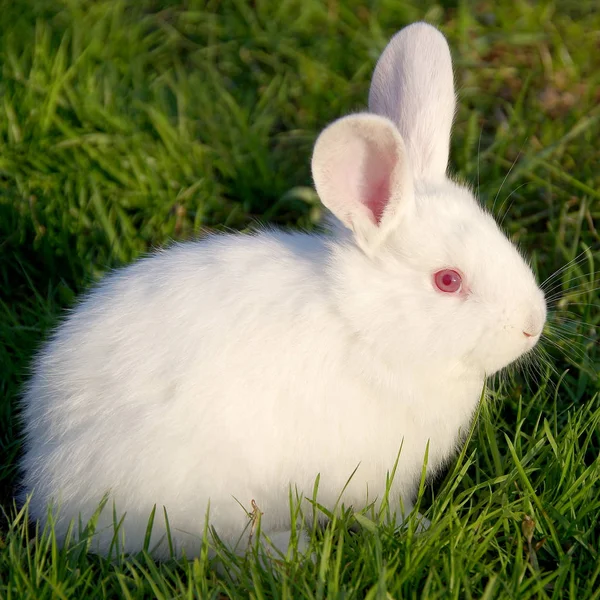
22,228,482,557
19,23,546,558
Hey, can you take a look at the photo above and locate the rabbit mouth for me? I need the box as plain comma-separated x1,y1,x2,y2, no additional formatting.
472,330,540,376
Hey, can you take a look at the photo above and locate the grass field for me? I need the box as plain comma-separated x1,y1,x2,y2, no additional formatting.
1,0,599,597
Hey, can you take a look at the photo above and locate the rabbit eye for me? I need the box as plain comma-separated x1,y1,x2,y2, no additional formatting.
433,269,462,293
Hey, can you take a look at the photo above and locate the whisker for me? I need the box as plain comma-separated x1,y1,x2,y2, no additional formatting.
544,281,599,299
547,314,598,325
544,323,592,342
546,326,598,346
540,250,592,288
545,336,588,360
535,345,560,379
546,323,598,337
545,323,590,337
542,273,598,297
548,303,600,310
546,333,597,352
545,286,600,303
498,183,530,229
542,335,592,365
524,350,544,384
492,142,526,217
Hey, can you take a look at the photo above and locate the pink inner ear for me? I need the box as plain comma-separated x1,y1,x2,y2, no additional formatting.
366,177,391,225
362,147,398,225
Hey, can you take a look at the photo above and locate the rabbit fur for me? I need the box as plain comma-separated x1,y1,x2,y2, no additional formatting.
19,22,547,559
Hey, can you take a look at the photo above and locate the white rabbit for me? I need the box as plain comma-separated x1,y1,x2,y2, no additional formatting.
19,22,547,559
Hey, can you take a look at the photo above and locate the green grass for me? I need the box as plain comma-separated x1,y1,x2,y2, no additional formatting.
1,0,599,597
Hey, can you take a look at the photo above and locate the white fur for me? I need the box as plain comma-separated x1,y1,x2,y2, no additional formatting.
19,23,546,559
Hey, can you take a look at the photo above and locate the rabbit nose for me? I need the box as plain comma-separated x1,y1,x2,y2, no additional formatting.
522,322,543,339
522,322,542,339
523,302,546,339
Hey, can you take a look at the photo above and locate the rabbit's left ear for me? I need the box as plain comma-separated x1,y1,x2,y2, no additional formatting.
368,22,456,182
311,113,414,254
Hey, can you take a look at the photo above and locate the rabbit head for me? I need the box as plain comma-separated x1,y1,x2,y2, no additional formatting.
312,23,546,379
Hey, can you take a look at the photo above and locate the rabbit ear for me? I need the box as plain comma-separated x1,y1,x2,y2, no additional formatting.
368,22,456,182
311,113,413,254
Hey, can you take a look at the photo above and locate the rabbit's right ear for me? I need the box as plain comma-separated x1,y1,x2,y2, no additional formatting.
311,113,413,254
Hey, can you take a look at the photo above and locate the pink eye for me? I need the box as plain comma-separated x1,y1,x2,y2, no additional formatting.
434,269,463,293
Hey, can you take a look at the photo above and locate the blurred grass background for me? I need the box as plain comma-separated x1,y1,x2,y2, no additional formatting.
0,0,599,597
